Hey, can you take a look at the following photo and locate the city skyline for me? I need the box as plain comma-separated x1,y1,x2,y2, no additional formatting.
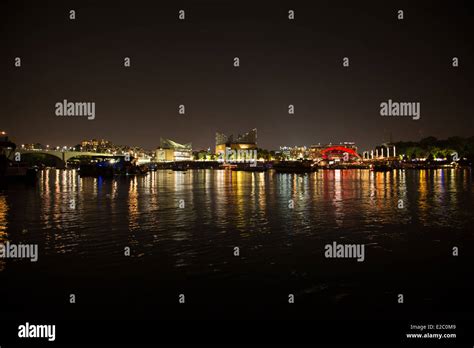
2,1,473,151
5,130,473,154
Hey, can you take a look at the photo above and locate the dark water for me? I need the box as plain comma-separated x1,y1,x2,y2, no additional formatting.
0,168,473,320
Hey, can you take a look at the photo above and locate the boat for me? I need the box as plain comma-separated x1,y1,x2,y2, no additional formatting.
79,157,148,177
218,163,237,170
172,162,188,171
3,165,39,183
0,135,39,184
370,163,392,172
272,160,317,174
232,162,267,172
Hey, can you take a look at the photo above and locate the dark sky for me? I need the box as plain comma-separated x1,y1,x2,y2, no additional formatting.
2,0,473,151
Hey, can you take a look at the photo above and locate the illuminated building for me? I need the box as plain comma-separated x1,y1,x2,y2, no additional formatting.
155,138,193,162
279,146,308,160
215,128,257,154
80,139,111,147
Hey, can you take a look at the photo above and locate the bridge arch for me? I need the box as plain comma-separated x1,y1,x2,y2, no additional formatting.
14,150,115,168
321,146,361,159
14,150,66,168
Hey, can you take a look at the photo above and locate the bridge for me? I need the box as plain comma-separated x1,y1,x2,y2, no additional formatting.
10,149,115,168
321,146,361,159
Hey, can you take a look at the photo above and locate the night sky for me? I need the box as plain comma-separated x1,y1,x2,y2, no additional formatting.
2,0,473,151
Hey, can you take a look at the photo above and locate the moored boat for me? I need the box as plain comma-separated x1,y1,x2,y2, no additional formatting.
172,162,189,171
234,162,267,172
370,163,392,172
1,136,39,184
272,160,317,174
79,157,148,177
218,163,237,170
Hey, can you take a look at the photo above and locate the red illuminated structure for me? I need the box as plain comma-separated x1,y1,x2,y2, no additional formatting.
321,146,361,159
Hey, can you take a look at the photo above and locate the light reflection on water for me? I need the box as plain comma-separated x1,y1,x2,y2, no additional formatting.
0,195,8,271
0,168,472,271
